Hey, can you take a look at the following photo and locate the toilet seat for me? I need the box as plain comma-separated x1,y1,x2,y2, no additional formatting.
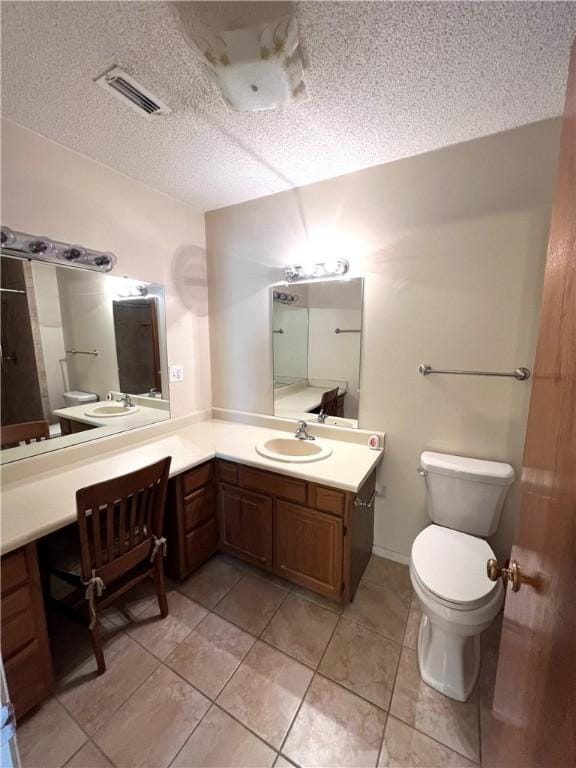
411,525,498,611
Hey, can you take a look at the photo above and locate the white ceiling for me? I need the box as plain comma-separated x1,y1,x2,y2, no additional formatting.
2,1,575,212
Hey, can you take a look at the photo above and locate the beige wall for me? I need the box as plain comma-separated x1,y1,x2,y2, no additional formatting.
206,119,561,561
1,119,211,417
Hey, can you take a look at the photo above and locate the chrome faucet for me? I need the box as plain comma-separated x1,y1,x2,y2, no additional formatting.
148,387,161,398
295,420,315,440
317,409,327,424
120,393,133,408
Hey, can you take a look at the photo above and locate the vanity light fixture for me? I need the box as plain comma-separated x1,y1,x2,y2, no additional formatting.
273,290,298,304
0,226,116,272
283,258,349,283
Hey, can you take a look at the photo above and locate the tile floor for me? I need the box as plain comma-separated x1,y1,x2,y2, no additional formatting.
17,553,499,768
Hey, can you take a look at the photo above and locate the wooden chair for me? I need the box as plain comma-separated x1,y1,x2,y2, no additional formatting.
1,420,50,449
43,457,171,674
319,387,340,416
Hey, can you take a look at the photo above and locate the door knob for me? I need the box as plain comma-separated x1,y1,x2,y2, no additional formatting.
487,558,521,592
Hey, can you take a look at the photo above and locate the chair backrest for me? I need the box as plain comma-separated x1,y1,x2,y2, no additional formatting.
75,457,171,584
1,420,50,449
320,387,339,416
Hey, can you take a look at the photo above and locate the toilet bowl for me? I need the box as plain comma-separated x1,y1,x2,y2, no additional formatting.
410,524,504,701
411,451,514,702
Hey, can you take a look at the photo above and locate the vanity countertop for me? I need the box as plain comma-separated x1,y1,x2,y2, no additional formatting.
0,414,384,556
274,383,345,417
52,402,170,429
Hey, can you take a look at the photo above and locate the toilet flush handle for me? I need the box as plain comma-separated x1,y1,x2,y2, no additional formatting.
416,467,427,477
487,558,521,592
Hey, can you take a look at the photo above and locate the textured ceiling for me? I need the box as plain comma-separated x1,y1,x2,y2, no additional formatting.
2,1,575,212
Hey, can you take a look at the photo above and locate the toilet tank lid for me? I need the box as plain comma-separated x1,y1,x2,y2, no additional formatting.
64,390,97,401
420,451,515,486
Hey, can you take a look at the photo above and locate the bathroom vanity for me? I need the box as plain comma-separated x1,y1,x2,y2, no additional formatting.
164,457,376,602
0,411,384,718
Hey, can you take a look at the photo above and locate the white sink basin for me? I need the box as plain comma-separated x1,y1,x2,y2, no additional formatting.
85,404,140,418
255,437,332,463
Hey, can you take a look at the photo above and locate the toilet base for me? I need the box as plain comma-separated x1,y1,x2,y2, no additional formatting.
417,613,481,702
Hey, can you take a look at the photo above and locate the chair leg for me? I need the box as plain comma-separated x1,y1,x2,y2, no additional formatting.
90,618,106,675
154,559,169,618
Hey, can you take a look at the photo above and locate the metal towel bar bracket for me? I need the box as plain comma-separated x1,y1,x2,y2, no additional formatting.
418,363,530,381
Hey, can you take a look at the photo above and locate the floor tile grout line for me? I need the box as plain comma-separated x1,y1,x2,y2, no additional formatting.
338,607,410,647
388,642,481,763
257,585,290,639
60,738,107,768
374,612,410,768
165,700,218,768
52,627,164,768
276,607,343,760
55,729,89,768
385,712,481,766
388,705,481,764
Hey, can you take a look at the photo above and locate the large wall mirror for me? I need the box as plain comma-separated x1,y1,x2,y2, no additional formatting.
1,255,169,463
272,278,363,427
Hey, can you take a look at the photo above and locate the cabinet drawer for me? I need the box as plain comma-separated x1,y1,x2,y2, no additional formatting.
1,549,28,595
308,485,346,517
238,465,307,505
2,588,35,660
183,486,215,532
216,460,238,485
219,483,273,567
275,500,343,599
182,462,213,496
4,639,53,720
185,518,219,572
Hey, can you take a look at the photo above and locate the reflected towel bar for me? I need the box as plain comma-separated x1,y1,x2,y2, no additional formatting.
335,328,361,334
0,287,26,295
418,363,530,381
66,348,99,357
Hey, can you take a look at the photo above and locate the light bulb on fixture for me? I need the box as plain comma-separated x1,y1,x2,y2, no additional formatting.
283,258,349,283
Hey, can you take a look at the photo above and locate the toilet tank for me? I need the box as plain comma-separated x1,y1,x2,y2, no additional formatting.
63,390,98,407
420,451,515,536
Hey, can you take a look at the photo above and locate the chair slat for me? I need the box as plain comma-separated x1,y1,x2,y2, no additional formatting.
138,486,149,544
92,507,103,568
118,498,127,556
106,503,114,563
128,493,137,549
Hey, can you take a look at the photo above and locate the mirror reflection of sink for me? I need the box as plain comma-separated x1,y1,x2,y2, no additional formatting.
85,404,140,418
255,437,332,463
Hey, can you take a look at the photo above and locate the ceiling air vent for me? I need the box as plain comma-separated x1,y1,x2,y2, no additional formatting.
95,66,171,118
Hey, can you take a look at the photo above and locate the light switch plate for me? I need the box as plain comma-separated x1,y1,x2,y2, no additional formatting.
169,365,184,383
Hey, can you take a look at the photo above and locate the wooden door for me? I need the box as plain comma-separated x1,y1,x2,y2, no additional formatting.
219,483,273,567
275,500,343,599
112,297,161,394
484,40,576,768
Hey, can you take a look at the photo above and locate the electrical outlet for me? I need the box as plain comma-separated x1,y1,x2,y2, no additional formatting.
169,365,184,383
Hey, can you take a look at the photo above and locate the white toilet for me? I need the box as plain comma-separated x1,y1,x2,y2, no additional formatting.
410,451,514,702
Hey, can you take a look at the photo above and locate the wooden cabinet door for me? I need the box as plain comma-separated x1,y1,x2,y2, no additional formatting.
275,500,343,599
219,483,273,567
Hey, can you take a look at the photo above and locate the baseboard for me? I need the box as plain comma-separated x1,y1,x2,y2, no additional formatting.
372,544,410,565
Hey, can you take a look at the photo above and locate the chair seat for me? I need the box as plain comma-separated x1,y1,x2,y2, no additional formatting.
42,522,149,580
